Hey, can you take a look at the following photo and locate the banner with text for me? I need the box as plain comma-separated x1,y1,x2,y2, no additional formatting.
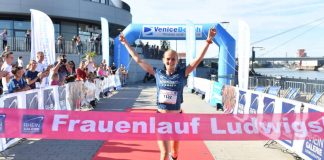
30,9,55,65
0,109,324,141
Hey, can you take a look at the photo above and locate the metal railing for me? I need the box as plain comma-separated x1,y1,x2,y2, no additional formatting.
248,76,324,105
0,36,105,55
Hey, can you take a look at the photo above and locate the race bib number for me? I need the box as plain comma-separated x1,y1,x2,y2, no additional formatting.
158,89,177,104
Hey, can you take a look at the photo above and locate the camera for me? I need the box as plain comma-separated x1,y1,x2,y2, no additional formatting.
61,58,67,64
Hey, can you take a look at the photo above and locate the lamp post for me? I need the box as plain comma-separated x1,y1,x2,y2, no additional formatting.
251,46,264,74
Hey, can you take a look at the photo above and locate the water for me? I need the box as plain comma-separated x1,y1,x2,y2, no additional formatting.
254,68,324,80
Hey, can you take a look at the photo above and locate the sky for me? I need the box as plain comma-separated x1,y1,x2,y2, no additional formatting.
122,0,324,58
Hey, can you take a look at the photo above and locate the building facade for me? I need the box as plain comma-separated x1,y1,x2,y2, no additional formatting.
0,0,131,55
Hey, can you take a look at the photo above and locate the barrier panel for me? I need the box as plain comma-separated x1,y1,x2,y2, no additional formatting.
0,75,121,152
0,109,324,141
233,87,324,160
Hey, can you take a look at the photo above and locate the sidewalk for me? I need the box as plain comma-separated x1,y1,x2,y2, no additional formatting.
0,83,296,160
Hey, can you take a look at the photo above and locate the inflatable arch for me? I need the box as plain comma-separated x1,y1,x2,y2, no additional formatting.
114,23,236,85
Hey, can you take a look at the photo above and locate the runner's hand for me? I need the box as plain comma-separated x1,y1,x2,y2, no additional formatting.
207,27,217,41
119,33,127,45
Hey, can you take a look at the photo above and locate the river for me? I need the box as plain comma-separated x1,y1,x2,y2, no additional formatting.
254,68,324,80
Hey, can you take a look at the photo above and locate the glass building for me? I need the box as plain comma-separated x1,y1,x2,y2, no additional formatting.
0,0,132,54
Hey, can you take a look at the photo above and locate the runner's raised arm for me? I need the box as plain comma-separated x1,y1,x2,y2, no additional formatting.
185,27,217,77
119,34,155,75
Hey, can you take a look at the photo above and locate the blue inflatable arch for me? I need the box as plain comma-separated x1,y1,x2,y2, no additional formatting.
114,23,236,85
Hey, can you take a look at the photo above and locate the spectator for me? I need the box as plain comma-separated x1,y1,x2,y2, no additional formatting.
57,34,64,53
76,60,87,81
35,51,51,87
25,60,48,89
17,56,24,67
97,63,106,77
50,73,60,86
1,51,14,92
144,42,149,55
89,35,95,52
52,54,72,84
8,66,30,93
95,34,101,54
67,61,76,75
106,66,111,76
25,30,31,51
85,54,97,73
110,62,117,75
143,72,155,83
35,51,47,72
119,64,127,86
76,36,82,55
71,35,77,54
0,29,8,51
4,45,10,52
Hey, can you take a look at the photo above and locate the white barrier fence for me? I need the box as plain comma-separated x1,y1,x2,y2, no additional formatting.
0,75,121,152
193,77,323,160
0,75,323,159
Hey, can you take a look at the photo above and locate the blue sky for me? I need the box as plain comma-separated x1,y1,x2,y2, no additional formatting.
123,0,324,58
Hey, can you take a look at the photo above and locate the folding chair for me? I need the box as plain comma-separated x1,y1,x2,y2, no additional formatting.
309,92,324,105
267,86,281,96
254,86,267,93
284,88,300,100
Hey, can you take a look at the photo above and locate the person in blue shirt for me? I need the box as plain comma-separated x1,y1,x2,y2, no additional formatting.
25,60,49,89
119,27,217,160
8,66,30,93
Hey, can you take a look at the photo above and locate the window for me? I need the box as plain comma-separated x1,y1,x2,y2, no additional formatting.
14,21,30,30
0,20,13,30
54,23,60,33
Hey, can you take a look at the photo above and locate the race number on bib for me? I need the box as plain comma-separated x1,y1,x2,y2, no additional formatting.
158,89,178,104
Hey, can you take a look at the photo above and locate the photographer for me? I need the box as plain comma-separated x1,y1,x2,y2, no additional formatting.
52,54,72,84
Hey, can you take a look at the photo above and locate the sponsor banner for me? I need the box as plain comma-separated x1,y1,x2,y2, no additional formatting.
101,17,109,65
263,96,275,114
302,107,324,160
43,88,55,110
142,25,203,38
25,91,39,109
30,9,55,65
186,22,196,88
237,20,250,90
0,114,5,133
249,93,259,114
58,86,67,110
3,96,18,109
237,90,247,114
280,101,297,147
1,109,323,141
209,81,223,106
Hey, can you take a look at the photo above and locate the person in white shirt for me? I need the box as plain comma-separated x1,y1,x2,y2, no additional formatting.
1,51,14,92
35,51,50,87
35,51,47,72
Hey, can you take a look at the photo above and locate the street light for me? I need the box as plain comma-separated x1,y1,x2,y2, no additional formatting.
251,46,264,74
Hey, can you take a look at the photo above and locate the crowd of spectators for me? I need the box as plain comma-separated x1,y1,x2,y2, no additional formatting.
0,29,107,55
0,48,128,96
131,41,169,60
